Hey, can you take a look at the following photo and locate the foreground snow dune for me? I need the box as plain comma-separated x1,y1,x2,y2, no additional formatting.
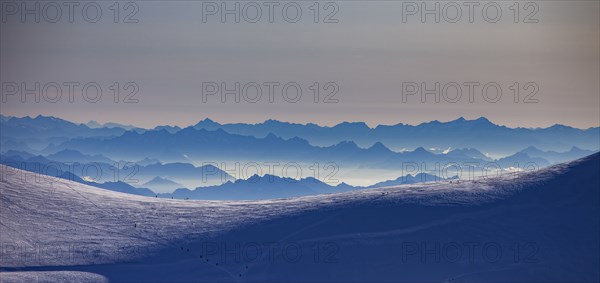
1,153,598,282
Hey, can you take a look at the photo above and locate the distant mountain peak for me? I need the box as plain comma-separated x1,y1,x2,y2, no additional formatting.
264,119,288,125
143,176,183,187
368,142,392,152
446,116,493,125
569,146,585,152
265,133,279,139
335,140,359,148
334,121,371,130
86,120,102,128
194,118,221,129
548,124,575,130
520,146,544,155
475,116,491,123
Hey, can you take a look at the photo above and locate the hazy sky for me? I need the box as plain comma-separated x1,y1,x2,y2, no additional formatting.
1,1,598,129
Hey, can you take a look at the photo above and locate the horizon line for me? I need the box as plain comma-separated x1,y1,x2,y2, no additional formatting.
2,113,599,131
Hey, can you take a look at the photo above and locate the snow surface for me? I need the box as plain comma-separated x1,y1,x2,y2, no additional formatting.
0,154,598,282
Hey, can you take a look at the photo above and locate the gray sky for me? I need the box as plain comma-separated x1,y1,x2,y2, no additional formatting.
1,1,598,129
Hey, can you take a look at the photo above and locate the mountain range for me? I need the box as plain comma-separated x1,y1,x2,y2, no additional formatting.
191,116,599,154
1,115,597,194
2,115,598,157
165,174,356,200
5,148,594,200
0,152,460,200
41,127,587,171
0,153,233,192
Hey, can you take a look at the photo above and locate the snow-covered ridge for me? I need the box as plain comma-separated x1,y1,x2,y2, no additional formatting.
1,153,598,282
0,154,581,269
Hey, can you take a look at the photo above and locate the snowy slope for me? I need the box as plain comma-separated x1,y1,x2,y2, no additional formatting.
0,153,598,282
